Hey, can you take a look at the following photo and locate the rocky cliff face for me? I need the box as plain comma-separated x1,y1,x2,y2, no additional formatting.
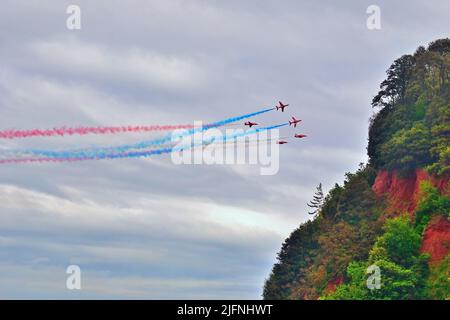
372,169,449,215
421,216,450,264
372,168,449,269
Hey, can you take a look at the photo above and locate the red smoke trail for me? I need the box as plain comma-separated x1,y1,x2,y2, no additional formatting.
0,107,275,140
0,157,76,164
0,125,199,139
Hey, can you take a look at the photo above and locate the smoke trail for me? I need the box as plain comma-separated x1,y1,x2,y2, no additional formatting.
28,107,275,159
1,107,274,140
1,123,287,164
0,125,200,139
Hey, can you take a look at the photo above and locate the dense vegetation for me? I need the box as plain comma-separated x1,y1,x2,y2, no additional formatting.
263,39,450,300
368,38,450,176
322,216,429,299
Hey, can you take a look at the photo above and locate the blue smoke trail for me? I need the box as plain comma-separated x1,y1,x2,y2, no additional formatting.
41,123,288,162
27,107,276,159
97,122,288,160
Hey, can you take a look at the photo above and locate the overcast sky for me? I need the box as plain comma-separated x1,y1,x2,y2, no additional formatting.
0,0,449,299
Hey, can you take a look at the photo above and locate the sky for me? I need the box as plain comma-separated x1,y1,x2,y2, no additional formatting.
0,0,449,299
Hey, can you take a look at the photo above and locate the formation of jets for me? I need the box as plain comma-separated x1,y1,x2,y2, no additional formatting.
243,101,307,145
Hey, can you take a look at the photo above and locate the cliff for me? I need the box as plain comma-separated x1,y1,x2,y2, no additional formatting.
372,169,449,215
421,216,450,264
263,39,450,300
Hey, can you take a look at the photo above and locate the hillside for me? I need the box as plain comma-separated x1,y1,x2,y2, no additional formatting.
263,39,450,300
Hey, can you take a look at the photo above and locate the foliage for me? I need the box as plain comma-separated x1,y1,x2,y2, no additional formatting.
371,54,415,108
378,122,431,173
368,38,450,175
371,216,422,268
322,216,430,300
415,181,450,233
263,219,320,299
426,255,450,299
263,165,383,299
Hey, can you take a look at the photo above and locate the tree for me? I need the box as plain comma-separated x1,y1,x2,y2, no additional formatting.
378,121,432,174
426,255,450,299
372,55,415,108
370,216,422,268
415,181,450,232
427,38,450,54
368,39,449,172
322,216,429,300
307,183,324,215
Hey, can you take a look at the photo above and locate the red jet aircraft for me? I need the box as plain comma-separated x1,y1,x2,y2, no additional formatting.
289,116,302,128
276,140,288,145
276,101,289,112
244,121,258,128
294,134,307,139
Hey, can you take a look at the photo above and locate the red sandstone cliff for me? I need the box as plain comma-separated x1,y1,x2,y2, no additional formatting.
372,169,449,215
420,216,450,264
372,169,449,265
